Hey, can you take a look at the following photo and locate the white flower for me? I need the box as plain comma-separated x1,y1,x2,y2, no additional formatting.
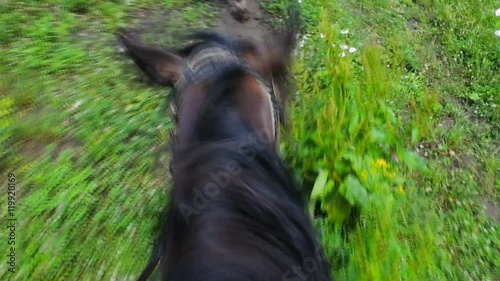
299,40,305,48
340,44,348,50
495,30,500,37
496,8,500,16
69,100,83,112
320,33,325,39
348,47,357,53
339,52,346,58
340,29,349,35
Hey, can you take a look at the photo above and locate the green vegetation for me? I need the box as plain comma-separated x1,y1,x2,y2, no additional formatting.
0,0,498,280
277,0,499,280
0,0,216,279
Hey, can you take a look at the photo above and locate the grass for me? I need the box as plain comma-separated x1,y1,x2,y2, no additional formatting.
0,0,217,279
0,0,498,280
276,0,499,280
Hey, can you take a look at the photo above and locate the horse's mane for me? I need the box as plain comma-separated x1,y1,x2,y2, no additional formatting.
155,67,331,280
162,137,331,280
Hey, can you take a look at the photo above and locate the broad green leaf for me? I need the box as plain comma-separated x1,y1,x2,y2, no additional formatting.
326,194,352,225
311,169,329,200
339,175,368,208
411,127,419,144
468,92,480,101
403,151,427,170
370,128,386,143
348,110,360,136
432,102,443,113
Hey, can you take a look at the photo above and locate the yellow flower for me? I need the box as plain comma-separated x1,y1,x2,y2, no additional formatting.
374,158,389,169
360,170,368,182
396,186,404,195
370,158,389,174
384,171,396,180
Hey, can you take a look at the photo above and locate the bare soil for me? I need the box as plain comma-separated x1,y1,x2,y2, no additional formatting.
215,0,273,42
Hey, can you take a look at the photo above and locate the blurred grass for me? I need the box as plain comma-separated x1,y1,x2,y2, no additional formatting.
0,0,217,279
0,0,498,280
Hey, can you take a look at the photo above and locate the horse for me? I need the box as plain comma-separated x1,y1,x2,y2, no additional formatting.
118,16,332,281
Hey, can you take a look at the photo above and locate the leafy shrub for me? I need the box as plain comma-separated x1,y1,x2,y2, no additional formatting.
285,8,425,226
281,3,446,280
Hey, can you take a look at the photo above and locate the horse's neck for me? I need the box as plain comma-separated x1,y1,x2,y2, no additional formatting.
175,68,278,148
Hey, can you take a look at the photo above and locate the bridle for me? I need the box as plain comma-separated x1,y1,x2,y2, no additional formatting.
170,41,280,147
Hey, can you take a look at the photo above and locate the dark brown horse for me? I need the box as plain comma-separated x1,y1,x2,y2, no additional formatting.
118,17,332,281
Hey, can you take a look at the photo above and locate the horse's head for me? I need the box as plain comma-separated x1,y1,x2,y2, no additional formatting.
118,28,297,149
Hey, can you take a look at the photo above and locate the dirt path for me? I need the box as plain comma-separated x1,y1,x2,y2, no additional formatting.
215,0,273,42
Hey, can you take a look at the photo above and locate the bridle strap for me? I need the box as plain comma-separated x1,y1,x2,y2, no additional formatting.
171,44,278,138
173,44,242,93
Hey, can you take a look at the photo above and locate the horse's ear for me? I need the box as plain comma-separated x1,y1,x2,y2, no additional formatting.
265,28,297,72
117,32,185,86
238,29,297,78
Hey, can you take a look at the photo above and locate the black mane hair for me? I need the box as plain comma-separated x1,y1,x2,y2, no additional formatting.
150,65,333,281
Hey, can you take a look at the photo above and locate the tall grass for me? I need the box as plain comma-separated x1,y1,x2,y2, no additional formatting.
282,3,451,280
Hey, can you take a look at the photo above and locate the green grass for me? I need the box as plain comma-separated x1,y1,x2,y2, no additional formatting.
0,0,217,279
276,0,499,280
0,0,498,280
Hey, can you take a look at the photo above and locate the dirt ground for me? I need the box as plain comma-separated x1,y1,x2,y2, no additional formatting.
215,0,273,42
